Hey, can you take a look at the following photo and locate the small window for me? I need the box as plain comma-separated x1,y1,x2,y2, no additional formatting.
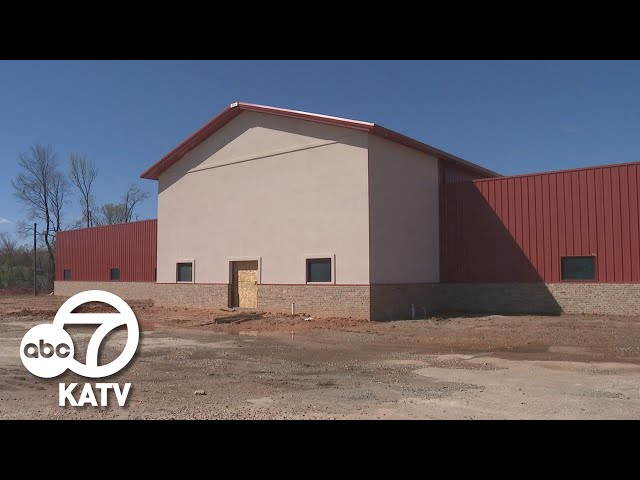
63,269,72,281
306,258,332,283
110,268,120,281
561,256,596,281
177,262,193,282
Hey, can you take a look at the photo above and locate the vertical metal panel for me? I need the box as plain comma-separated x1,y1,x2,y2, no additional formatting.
441,161,640,283
578,170,588,254
542,174,552,280
620,166,632,281
586,169,597,258
549,174,559,282
629,165,640,280
594,168,606,281
603,168,615,280
570,171,580,254
611,167,623,281
556,173,565,260
513,178,523,280
529,176,538,271
521,178,530,262
563,173,573,256
437,158,496,283
55,220,157,282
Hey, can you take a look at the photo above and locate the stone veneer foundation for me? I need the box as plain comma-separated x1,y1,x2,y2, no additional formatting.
369,284,440,320
54,282,370,318
54,281,228,308
257,284,370,319
370,283,640,319
54,281,640,320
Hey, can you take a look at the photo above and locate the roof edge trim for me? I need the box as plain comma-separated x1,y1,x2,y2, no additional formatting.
140,102,498,180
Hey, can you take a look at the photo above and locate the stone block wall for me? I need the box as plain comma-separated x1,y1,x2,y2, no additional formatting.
54,281,640,320
546,283,640,316
54,281,228,308
257,284,370,319
369,284,440,320
434,283,562,315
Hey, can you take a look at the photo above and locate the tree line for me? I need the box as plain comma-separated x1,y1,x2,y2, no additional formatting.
0,232,51,290
2,144,150,291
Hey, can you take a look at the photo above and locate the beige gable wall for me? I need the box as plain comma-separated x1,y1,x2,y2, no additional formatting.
368,134,440,284
157,111,370,284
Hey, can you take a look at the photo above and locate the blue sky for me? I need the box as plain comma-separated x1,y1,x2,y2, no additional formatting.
2,60,640,240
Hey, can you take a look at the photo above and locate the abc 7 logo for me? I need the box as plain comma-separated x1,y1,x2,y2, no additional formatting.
20,290,139,379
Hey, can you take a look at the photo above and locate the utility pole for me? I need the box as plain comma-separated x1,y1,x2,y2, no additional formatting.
33,223,37,296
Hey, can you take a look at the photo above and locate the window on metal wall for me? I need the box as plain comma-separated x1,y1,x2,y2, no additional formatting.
110,268,120,281
306,258,332,283
561,256,596,281
63,269,72,281
176,262,193,282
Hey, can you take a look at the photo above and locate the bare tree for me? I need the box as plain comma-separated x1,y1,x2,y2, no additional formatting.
0,232,18,274
49,168,68,237
69,153,98,228
122,184,149,223
11,144,69,286
98,203,129,225
93,184,149,226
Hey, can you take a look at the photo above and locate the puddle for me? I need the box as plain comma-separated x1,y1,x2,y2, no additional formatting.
548,346,590,355
492,344,603,362
140,337,238,350
239,331,259,337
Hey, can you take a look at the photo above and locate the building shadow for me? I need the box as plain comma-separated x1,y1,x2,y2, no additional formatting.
438,181,562,315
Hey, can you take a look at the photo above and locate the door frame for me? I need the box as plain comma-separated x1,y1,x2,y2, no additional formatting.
228,256,262,308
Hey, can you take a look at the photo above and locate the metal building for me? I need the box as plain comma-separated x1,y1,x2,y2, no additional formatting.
441,161,640,283
56,220,157,282
55,102,640,319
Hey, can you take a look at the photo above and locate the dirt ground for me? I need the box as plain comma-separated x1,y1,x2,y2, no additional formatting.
1,294,640,419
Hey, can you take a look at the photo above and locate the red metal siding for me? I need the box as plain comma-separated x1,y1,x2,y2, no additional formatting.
438,159,498,284
441,162,640,283
56,220,157,282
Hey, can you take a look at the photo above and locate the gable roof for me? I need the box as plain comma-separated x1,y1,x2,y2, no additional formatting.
140,102,499,180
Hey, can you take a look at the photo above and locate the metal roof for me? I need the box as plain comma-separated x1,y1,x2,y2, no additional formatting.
140,101,499,180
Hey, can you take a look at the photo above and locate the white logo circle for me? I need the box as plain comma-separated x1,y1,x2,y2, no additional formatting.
20,290,139,379
20,324,75,378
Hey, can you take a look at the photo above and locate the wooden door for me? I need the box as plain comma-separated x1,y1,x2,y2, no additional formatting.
231,261,258,308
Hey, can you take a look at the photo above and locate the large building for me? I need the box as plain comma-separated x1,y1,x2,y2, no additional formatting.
55,102,640,319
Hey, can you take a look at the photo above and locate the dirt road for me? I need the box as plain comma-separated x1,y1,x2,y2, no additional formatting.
1,295,639,419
